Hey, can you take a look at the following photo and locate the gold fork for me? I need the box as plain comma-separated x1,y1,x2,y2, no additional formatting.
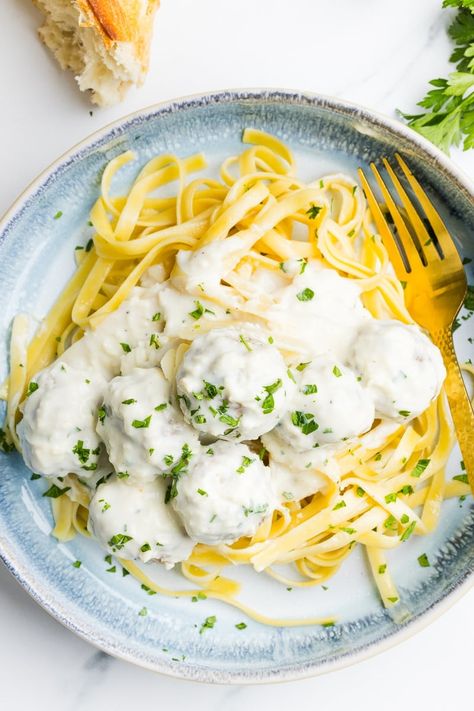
358,155,474,493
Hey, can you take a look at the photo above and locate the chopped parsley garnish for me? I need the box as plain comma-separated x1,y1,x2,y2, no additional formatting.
140,543,151,552
332,365,342,377
72,440,91,465
30,473,41,480
149,333,160,349
120,342,131,353
296,361,311,371
378,564,387,574
236,455,254,474
261,378,282,414
303,384,317,395
117,471,129,479
384,514,398,530
199,615,217,634
72,560,82,568
98,498,110,512
132,415,152,428
189,301,206,320
418,553,430,568
306,204,322,219
195,414,207,424
138,607,148,617
299,258,308,273
43,484,71,498
85,238,94,252
152,312,161,321
164,443,193,503
108,533,133,551
374,452,382,461
122,399,136,405
340,527,356,535
287,368,296,384
239,334,252,351
398,410,411,417
356,486,365,497
206,447,214,456
258,446,268,460
400,520,416,542
197,488,208,496
268,336,274,344
203,381,218,399
332,501,346,510
243,504,268,517
410,458,430,478
399,485,414,495
97,406,107,423
235,622,247,630
453,473,468,483
387,596,399,604
219,413,240,428
282,491,294,500
106,566,116,573
54,210,63,219
400,513,410,524
385,492,397,504
163,454,174,466
26,382,39,396
296,287,314,302
154,403,168,411
291,410,319,435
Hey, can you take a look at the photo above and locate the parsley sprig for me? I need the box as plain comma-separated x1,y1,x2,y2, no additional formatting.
401,2,474,153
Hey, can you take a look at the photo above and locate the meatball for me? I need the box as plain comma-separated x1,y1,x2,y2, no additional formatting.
97,367,200,482
172,441,278,545
18,361,107,479
274,357,375,452
351,320,446,420
88,477,194,565
176,327,294,441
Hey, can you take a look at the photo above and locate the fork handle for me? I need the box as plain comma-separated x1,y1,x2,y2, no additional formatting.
432,326,474,494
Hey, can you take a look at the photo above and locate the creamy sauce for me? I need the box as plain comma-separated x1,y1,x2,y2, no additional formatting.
18,253,446,564
176,327,295,441
172,440,278,545
98,367,200,481
88,477,194,566
352,319,446,420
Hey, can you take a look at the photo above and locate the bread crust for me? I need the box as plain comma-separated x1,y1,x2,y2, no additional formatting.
76,0,160,68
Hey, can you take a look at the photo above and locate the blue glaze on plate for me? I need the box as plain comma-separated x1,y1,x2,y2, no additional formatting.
0,90,473,683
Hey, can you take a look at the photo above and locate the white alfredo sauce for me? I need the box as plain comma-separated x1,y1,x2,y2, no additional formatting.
275,356,375,452
88,477,194,566
176,327,295,441
97,367,200,482
18,249,446,564
352,320,446,421
18,361,107,479
172,441,278,545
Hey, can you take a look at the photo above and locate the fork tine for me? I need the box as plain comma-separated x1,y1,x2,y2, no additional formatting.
381,158,441,265
369,163,424,273
357,168,408,276
395,153,463,265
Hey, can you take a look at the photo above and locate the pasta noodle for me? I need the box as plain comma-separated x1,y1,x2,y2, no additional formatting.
2,129,468,626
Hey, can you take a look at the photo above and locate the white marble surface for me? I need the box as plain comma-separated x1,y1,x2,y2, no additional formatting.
1,0,473,708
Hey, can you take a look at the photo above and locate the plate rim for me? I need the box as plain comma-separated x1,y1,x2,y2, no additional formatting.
0,88,473,684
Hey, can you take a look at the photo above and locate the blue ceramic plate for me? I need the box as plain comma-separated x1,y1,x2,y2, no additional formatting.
0,90,473,683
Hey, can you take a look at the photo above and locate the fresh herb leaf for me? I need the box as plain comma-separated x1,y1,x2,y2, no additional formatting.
296,288,314,302
43,484,71,498
132,415,152,429
418,553,431,567
26,382,39,396
411,458,430,478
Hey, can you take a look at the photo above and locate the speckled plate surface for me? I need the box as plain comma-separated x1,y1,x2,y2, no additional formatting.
0,90,473,683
